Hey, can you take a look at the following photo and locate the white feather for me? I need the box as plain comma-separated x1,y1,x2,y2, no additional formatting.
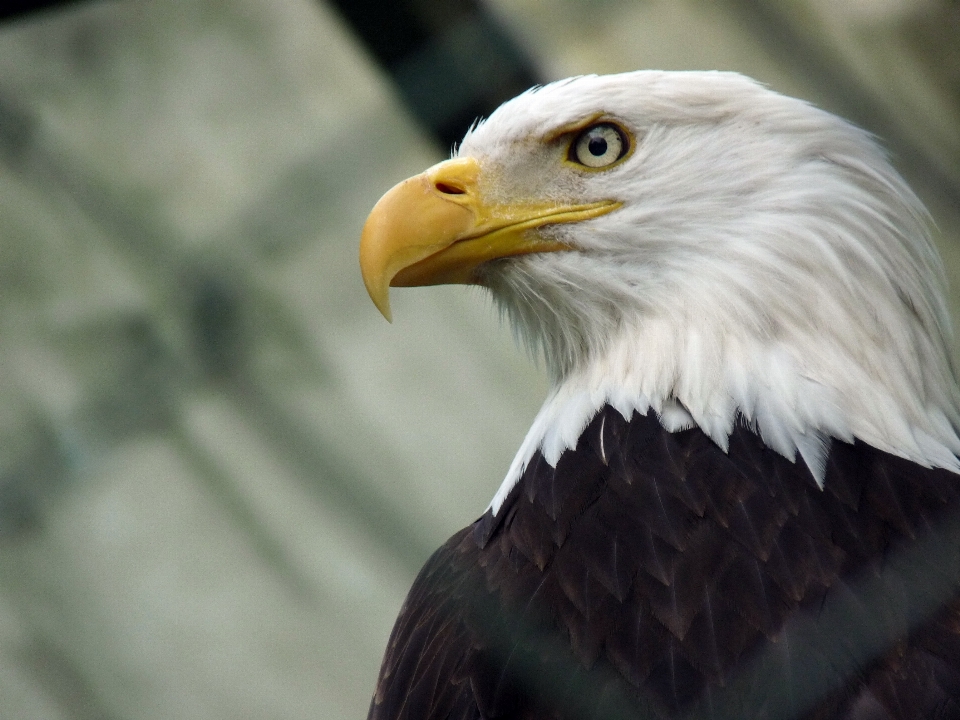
461,71,960,515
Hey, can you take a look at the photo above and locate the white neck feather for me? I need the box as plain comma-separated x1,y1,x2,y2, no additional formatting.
490,316,960,515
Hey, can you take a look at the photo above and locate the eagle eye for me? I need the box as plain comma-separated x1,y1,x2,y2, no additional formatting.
570,123,628,168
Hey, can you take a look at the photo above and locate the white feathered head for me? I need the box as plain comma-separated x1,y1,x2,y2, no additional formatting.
360,71,960,502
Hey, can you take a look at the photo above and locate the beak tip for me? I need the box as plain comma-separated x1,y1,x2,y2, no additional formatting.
366,281,393,323
360,251,394,322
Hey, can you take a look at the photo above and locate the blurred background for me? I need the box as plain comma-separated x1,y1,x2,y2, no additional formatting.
0,0,956,717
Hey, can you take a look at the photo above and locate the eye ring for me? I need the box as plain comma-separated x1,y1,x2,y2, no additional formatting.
569,122,630,169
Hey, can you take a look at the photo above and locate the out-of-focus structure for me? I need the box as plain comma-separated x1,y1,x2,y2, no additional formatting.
0,1,956,718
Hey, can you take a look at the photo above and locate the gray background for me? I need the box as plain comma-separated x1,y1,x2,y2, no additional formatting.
0,0,957,717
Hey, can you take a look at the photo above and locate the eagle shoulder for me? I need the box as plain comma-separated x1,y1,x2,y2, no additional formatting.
370,407,960,719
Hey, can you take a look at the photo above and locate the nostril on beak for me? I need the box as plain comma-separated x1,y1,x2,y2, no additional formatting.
435,181,466,195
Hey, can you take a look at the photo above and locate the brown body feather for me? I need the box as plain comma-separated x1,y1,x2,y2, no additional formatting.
368,408,960,719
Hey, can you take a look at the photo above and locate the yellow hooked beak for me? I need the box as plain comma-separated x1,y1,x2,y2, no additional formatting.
359,157,620,320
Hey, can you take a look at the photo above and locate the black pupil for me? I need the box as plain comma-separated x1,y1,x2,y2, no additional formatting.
588,136,608,156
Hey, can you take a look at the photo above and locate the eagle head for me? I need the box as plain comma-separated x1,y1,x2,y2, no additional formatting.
359,71,960,510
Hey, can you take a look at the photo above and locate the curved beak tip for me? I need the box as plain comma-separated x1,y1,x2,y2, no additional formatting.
374,294,393,323
360,216,396,322
361,273,394,323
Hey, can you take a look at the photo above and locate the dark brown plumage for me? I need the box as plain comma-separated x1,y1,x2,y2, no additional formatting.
368,407,960,719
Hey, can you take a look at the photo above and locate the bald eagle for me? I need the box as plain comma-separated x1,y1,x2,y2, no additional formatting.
359,71,960,719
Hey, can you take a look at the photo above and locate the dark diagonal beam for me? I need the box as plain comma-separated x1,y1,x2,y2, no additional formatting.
0,0,84,23
326,0,542,150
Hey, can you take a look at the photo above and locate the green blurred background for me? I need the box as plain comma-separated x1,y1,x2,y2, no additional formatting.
0,0,956,717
